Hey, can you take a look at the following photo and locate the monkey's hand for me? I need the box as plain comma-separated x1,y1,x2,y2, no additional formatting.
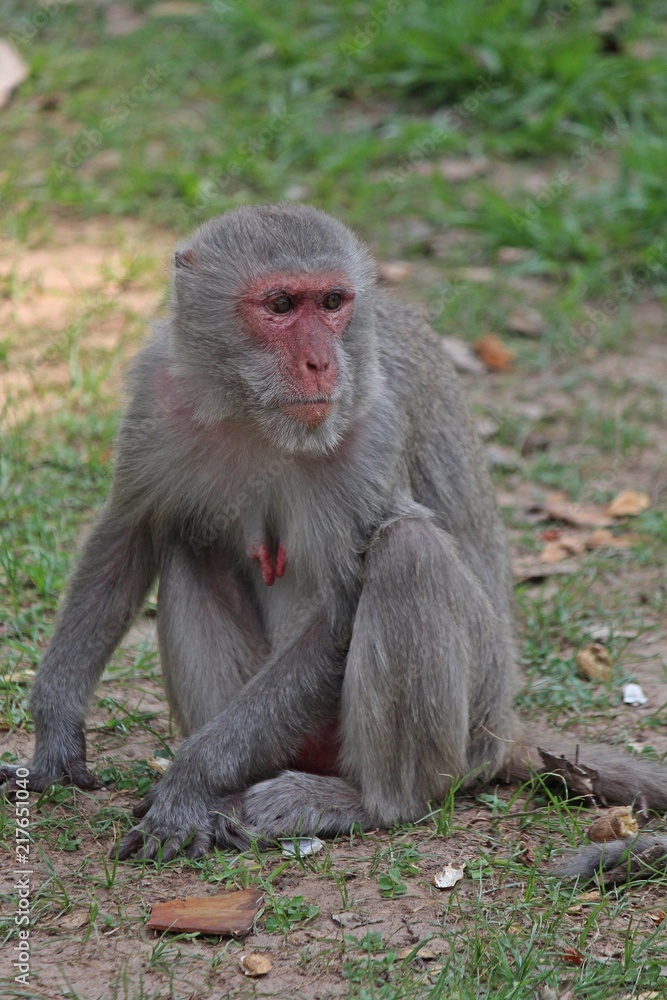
0,754,99,795
113,775,215,862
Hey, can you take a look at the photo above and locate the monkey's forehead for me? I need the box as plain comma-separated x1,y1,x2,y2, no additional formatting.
186,204,377,287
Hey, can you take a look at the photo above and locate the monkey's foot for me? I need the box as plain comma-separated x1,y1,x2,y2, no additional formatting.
0,759,100,795
113,793,214,862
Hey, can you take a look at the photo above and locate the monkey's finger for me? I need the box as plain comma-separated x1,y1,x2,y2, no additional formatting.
113,828,150,861
133,790,156,819
185,832,211,860
64,765,101,791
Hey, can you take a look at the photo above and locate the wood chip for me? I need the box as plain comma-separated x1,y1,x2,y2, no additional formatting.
239,953,272,977
576,643,612,682
604,490,650,517
147,888,262,936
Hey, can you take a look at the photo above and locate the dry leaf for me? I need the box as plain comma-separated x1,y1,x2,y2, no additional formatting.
648,910,666,927
239,953,272,977
517,837,535,866
439,156,489,182
396,945,438,961
331,911,380,929
60,910,90,930
588,806,638,842
472,334,515,372
497,247,530,264
538,748,600,805
586,528,636,550
434,863,465,889
147,888,262,936
545,500,613,529
512,557,577,583
378,261,415,283
506,306,545,337
562,947,585,965
578,890,601,902
146,756,171,773
441,336,486,375
541,528,561,542
540,542,569,564
605,490,650,517
576,644,612,682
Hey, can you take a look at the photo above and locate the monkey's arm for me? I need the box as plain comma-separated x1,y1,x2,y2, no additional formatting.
1,508,157,792
115,615,345,860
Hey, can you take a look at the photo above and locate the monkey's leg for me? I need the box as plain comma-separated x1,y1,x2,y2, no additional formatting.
212,771,372,850
157,544,267,736
342,516,514,825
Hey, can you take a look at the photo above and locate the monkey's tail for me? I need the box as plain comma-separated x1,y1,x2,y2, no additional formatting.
508,723,667,812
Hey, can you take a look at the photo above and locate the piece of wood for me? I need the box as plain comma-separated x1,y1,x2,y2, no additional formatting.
147,887,263,936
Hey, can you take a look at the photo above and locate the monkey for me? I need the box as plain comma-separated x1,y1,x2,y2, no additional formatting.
2,204,666,873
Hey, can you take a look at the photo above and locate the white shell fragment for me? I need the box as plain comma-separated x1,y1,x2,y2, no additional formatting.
622,683,648,707
281,837,325,858
433,863,465,889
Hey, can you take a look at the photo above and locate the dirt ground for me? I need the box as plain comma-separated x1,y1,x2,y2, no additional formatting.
1,220,666,1000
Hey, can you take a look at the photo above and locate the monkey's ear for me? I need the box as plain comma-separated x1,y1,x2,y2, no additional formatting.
175,248,197,269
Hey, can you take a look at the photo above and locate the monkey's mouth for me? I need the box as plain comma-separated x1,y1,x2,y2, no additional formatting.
278,399,335,428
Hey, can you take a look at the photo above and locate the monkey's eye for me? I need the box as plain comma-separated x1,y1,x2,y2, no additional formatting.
321,292,343,311
266,293,295,314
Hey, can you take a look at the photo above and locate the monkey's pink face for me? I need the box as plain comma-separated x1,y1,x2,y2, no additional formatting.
238,272,354,429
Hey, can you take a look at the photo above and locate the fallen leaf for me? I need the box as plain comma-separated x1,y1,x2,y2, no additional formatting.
60,910,90,930
578,890,601,902
538,748,600,805
434,863,465,889
512,557,577,583
239,953,272,977
540,541,570,564
439,156,489,182
622,683,648,707
331,911,381,929
0,40,29,110
146,756,171,773
497,246,530,264
648,910,666,927
604,490,650,517
147,888,262,936
586,528,636,550
576,644,613,682
441,336,487,375
396,945,438,960
541,529,561,542
517,837,535,866
378,261,415,283
588,806,638,842
506,306,545,337
562,947,585,965
281,837,324,858
472,334,515,372
545,501,613,529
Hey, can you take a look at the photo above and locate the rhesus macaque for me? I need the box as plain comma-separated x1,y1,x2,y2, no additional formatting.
3,205,666,874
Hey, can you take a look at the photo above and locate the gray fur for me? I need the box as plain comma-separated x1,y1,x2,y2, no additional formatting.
2,204,665,868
